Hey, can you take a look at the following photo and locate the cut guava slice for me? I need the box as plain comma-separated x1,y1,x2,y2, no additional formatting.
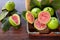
26,11,34,24
38,11,51,24
34,19,47,30
9,14,20,26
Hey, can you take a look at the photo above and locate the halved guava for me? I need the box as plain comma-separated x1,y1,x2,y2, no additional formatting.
34,19,47,30
38,11,51,24
26,11,34,24
9,14,20,26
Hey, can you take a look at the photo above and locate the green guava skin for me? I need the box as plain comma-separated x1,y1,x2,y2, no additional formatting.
47,17,59,30
31,8,41,18
43,7,54,16
9,16,17,26
5,1,15,11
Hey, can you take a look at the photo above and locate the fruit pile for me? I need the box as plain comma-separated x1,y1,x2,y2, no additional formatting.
0,1,21,32
25,7,59,31
22,0,60,32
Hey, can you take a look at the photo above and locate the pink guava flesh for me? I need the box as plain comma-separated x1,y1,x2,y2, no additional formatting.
12,15,18,24
38,11,51,24
27,12,34,23
34,19,47,30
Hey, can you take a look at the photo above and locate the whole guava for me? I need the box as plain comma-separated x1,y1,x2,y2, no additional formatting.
31,8,41,18
43,7,54,16
5,1,15,11
47,17,59,30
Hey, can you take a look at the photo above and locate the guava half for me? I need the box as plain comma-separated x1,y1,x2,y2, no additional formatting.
9,14,20,26
38,11,51,24
26,11,34,24
34,19,47,30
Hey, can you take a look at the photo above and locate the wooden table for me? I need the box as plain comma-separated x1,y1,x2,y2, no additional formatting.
0,0,60,40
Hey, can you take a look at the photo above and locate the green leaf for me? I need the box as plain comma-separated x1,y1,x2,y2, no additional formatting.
1,19,10,32
30,0,41,9
30,0,36,9
9,9,21,17
33,0,41,7
1,17,8,23
41,0,60,10
9,9,21,18
13,25,20,29
21,11,27,21
41,0,50,5
41,0,52,9
0,10,8,21
16,11,21,17
51,0,60,10
9,9,17,15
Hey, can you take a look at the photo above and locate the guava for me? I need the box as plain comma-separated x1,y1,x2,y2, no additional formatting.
9,14,20,26
5,1,15,11
38,11,51,24
26,11,34,24
47,17,59,30
43,7,54,16
31,8,41,18
34,19,47,30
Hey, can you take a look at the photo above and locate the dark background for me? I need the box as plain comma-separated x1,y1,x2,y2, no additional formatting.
0,0,60,40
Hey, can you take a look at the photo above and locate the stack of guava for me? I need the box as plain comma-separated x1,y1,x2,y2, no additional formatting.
5,1,21,27
25,7,59,31
0,1,21,32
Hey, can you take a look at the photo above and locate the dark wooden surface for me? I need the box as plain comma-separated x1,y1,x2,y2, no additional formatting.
0,0,60,40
